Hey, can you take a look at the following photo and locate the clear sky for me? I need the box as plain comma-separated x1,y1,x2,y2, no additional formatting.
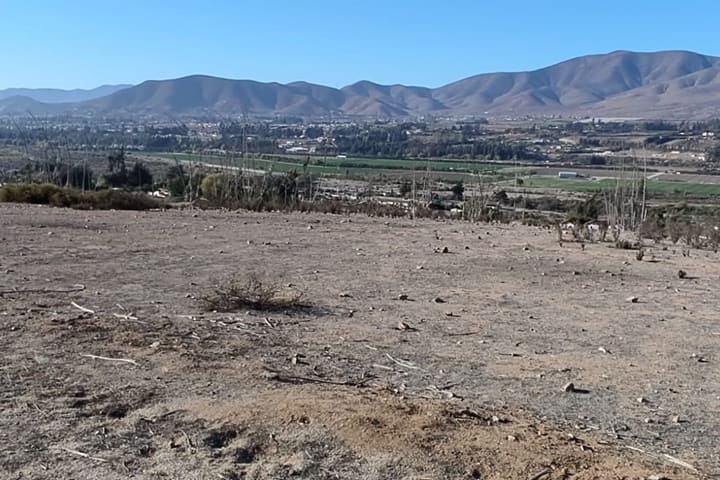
2,0,718,90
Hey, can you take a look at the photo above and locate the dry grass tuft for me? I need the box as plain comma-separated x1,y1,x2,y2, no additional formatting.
200,274,304,312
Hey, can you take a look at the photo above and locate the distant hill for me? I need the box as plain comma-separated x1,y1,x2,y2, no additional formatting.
0,85,130,104
5,51,720,118
0,96,67,115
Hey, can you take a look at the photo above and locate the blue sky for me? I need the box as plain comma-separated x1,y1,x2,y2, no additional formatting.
2,0,718,89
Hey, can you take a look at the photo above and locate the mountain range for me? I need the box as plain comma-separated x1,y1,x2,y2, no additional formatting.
2,50,720,119
0,85,130,104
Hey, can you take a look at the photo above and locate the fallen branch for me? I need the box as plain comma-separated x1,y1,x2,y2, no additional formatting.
446,331,482,337
140,410,182,423
112,313,146,324
386,353,421,370
625,445,698,473
266,372,367,387
80,354,139,366
56,447,108,463
529,469,551,480
71,302,95,314
0,284,85,296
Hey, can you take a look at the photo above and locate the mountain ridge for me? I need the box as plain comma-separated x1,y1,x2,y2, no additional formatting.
0,85,131,104
3,50,720,118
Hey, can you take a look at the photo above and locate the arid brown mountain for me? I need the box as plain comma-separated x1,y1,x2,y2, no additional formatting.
433,50,720,115
2,50,720,118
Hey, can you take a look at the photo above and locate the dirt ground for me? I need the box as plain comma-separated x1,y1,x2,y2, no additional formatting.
1,203,718,479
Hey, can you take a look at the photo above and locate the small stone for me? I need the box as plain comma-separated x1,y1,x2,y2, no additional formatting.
626,296,639,303
339,292,352,298
678,269,687,279
647,475,670,480
506,435,517,442
691,353,708,363
563,382,576,393
637,397,648,404
396,321,412,331
432,297,446,304
441,246,450,254
398,293,409,301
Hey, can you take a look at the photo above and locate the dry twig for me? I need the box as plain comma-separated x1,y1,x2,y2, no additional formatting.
71,302,95,314
268,372,366,386
0,284,85,296
56,447,108,463
625,445,698,473
112,312,146,324
80,354,139,366
386,353,421,370
529,469,551,480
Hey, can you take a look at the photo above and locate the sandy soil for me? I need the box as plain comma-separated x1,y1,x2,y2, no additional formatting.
1,203,718,479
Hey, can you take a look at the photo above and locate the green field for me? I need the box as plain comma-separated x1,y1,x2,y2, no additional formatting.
279,155,502,172
521,176,720,196
146,152,515,182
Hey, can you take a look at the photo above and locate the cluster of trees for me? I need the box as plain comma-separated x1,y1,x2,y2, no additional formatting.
102,149,154,189
332,126,538,161
10,149,154,192
219,122,324,139
18,160,95,190
706,143,720,163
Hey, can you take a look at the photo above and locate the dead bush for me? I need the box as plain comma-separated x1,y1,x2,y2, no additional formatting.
0,183,162,211
200,274,304,312
615,239,638,250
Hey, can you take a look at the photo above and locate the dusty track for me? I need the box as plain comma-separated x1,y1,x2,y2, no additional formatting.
1,203,718,479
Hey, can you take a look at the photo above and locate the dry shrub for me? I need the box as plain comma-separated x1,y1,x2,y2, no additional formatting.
200,274,304,312
0,183,162,210
615,239,638,250
84,190,162,210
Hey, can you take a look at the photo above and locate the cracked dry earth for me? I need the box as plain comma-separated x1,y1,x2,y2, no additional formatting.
0,202,718,479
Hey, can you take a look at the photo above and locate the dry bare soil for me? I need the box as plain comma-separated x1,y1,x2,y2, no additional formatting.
1,203,719,479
